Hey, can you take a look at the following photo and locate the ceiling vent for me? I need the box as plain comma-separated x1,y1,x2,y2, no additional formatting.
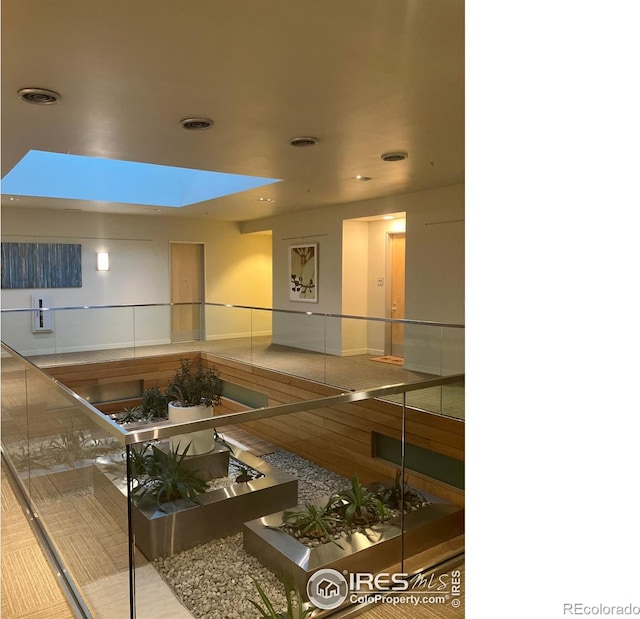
381,151,408,162
180,118,214,130
18,88,61,105
289,136,319,147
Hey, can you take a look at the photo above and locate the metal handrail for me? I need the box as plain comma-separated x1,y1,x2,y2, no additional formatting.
2,341,463,447
124,373,464,445
1,301,465,329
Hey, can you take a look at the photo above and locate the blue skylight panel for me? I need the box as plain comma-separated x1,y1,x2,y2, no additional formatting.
1,150,280,207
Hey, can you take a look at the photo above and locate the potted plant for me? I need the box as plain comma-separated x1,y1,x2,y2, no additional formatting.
166,358,222,455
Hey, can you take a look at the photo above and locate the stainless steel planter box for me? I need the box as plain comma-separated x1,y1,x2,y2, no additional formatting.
94,449,298,560
242,494,464,593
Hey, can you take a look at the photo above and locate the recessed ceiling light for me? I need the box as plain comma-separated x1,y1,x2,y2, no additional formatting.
289,136,319,147
9,197,20,201
18,87,61,105
258,197,274,202
381,151,408,162
180,117,214,130
354,175,372,181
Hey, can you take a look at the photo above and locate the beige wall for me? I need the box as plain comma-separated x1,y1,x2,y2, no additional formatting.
342,220,369,355
2,183,463,368
243,184,464,324
1,207,272,353
243,184,464,365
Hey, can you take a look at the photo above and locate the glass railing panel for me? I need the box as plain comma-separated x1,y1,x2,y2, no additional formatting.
441,326,465,377
132,304,173,356
123,402,407,616
122,381,463,616
1,308,56,358
170,301,204,345
441,377,465,421
49,306,136,365
262,309,327,383
323,316,434,392
2,355,133,618
1,353,32,497
203,304,253,363
249,306,273,366
403,323,445,376
2,312,464,617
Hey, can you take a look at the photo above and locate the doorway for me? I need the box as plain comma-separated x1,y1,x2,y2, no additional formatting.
170,242,204,342
387,232,406,358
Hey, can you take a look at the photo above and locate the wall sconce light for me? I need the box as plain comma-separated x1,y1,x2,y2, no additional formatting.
97,252,110,271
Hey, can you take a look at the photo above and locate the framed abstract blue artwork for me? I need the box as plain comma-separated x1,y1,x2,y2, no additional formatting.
1,243,82,289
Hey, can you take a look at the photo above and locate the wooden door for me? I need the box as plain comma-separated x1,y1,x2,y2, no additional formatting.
170,243,204,342
389,233,406,357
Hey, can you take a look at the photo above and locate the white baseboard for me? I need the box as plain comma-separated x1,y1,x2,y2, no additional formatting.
341,348,371,357
3,338,172,357
367,348,385,357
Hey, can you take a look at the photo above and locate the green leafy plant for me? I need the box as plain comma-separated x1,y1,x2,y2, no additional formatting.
371,469,428,512
132,443,208,511
250,579,313,619
128,442,154,478
115,406,154,424
167,358,222,408
282,503,343,548
141,385,169,420
328,472,388,526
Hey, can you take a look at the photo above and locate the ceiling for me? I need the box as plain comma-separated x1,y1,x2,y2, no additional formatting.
1,0,464,223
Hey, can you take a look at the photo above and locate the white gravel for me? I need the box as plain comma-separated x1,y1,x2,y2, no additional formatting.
261,450,350,504
154,533,287,619
152,450,350,617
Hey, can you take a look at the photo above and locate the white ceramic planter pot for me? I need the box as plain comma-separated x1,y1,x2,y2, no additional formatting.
167,402,214,456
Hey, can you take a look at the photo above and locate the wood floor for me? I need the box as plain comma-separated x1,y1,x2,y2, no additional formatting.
1,467,75,619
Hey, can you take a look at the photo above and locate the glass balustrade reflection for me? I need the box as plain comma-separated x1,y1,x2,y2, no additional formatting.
1,354,31,496
1,347,133,618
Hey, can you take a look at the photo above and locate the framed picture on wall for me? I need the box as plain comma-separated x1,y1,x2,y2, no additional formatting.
289,243,318,302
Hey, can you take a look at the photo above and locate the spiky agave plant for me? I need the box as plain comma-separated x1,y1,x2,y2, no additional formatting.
328,472,388,526
250,579,313,619
131,443,207,511
282,503,343,548
373,469,428,512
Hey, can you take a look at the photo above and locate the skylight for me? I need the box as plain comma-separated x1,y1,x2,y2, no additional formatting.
1,150,281,207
